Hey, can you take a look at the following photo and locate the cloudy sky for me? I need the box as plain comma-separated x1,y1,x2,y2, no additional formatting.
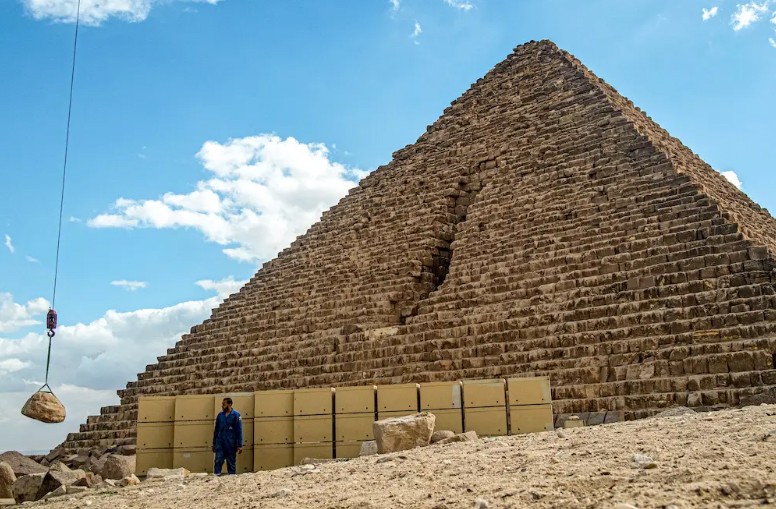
1,0,774,453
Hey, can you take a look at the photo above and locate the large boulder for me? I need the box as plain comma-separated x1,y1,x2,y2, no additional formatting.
373,412,436,454
12,473,44,503
88,454,108,476
101,454,135,480
0,461,15,498
0,451,47,477
20,391,66,423
36,469,86,500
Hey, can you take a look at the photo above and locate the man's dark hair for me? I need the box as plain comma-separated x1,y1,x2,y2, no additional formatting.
223,397,233,406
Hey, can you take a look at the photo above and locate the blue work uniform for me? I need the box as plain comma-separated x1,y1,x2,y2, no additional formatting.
213,409,243,475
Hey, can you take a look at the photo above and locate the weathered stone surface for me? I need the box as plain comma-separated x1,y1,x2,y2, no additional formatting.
55,39,776,454
0,451,47,477
101,455,135,481
37,469,86,500
88,454,108,476
146,467,190,480
117,445,136,456
21,391,65,424
654,407,695,418
74,472,102,488
117,474,140,487
12,473,44,503
0,462,15,499
41,484,66,500
373,412,436,454
359,441,378,457
437,431,479,445
431,430,456,443
48,461,71,472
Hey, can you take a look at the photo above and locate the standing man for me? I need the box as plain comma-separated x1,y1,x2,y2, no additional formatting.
212,397,243,475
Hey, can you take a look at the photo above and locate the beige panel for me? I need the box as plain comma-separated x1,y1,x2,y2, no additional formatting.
462,379,506,408
135,449,172,476
335,385,376,414
293,387,333,416
293,443,333,465
335,413,374,442
235,447,254,474
174,420,212,448
137,396,175,423
172,449,213,474
255,444,294,471
255,390,294,418
335,442,364,460
420,381,462,410
377,409,420,421
213,393,256,419
429,408,463,434
293,415,333,443
464,407,508,437
175,394,215,421
254,417,294,445
376,384,418,413
240,420,254,447
136,422,174,450
510,404,554,434
507,377,551,406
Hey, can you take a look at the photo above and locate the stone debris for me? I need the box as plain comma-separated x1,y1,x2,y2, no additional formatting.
11,472,44,503
101,455,135,480
437,431,479,445
358,441,378,457
632,454,657,469
373,412,436,454
0,463,14,500
653,406,696,418
431,430,456,443
0,451,47,477
117,474,141,487
146,467,190,480
21,390,66,423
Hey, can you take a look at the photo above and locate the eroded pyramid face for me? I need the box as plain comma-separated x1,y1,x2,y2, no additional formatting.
61,40,776,452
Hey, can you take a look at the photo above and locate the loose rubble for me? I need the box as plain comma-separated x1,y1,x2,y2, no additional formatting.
3,404,776,508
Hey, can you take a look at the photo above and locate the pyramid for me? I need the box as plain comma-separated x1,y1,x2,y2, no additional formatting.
61,40,776,451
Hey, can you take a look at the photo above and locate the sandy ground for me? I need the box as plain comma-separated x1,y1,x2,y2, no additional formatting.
31,405,776,509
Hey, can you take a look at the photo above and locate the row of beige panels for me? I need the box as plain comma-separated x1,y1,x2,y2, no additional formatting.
136,377,552,474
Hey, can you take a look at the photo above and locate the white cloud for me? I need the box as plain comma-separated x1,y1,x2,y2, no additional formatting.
68,216,82,223
721,170,743,189
89,134,367,263
22,0,223,26
0,285,230,451
389,0,400,12
110,280,148,291
0,293,50,334
411,21,422,44
731,1,769,30
26,256,40,263
444,0,474,11
770,37,776,47
4,234,14,254
702,6,719,20
195,277,246,300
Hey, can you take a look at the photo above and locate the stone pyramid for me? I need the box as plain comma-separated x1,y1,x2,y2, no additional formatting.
62,40,776,451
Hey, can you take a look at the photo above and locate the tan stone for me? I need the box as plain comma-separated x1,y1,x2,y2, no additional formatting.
12,473,44,503
373,412,436,454
101,455,135,481
21,391,65,424
0,462,15,499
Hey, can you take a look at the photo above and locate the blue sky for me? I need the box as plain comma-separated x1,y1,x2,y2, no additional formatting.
1,0,774,452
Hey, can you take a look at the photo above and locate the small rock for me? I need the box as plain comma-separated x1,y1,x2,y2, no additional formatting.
376,456,394,464
762,430,776,441
632,454,657,469
117,474,140,487
0,462,15,499
437,431,479,445
556,429,568,439
271,488,291,498
613,504,639,509
359,441,378,457
474,498,490,509
66,485,90,494
101,455,135,480
49,461,72,472
146,468,190,480
431,430,455,443
41,484,67,500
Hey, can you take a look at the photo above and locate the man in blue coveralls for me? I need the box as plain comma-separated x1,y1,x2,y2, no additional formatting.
212,397,243,475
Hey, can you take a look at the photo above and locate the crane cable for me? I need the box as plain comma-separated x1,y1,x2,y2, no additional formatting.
41,0,81,392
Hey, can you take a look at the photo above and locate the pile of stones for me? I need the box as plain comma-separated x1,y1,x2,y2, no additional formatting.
0,445,138,504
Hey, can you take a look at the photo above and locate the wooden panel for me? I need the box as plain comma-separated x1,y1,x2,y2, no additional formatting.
510,404,554,434
376,384,418,413
335,386,376,414
255,444,294,471
137,422,174,450
293,388,333,416
462,379,506,408
175,395,215,421
419,381,462,410
507,377,551,406
464,407,508,437
254,390,294,418
137,396,175,423
136,449,172,475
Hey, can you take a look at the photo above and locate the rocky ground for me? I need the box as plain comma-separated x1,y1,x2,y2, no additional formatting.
9,404,776,509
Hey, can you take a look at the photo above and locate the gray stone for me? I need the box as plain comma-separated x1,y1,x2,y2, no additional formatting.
0,462,15,499
66,485,90,494
359,441,378,457
101,455,135,481
117,445,136,456
44,448,65,464
373,412,436,454
431,430,455,443
632,453,657,469
41,484,67,500
12,473,44,503
437,431,479,445
36,469,86,499
0,451,47,477
49,460,72,472
146,467,190,480
475,498,490,509
117,474,140,487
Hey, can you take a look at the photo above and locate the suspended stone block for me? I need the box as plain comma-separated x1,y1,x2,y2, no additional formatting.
22,391,66,424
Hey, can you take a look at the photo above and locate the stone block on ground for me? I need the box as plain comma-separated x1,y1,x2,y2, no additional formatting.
101,455,135,480
437,431,479,445
20,390,66,424
146,467,190,480
0,451,47,477
373,412,436,454
359,441,378,457
12,473,44,503
0,462,15,499
36,469,86,500
431,430,455,443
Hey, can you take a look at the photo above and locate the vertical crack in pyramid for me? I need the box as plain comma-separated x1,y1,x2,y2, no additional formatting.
59,40,776,453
